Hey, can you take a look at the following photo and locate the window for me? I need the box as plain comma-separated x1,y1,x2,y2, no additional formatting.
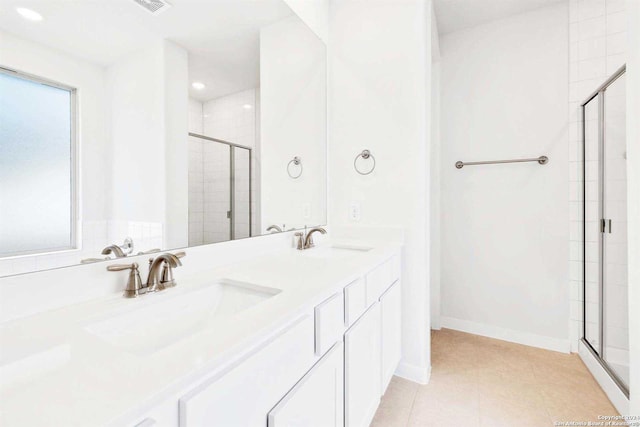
0,69,77,257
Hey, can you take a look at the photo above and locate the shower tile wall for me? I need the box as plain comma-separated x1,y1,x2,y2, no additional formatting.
568,0,627,352
188,99,204,246
188,138,205,246
203,142,231,243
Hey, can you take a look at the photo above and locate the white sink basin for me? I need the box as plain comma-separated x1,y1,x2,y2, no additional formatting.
301,244,373,259
0,344,71,392
85,280,280,356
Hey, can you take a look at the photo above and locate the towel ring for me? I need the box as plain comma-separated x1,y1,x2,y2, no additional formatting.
354,150,376,175
287,156,303,179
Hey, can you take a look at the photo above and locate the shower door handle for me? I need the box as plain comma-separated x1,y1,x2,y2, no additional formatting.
601,219,612,233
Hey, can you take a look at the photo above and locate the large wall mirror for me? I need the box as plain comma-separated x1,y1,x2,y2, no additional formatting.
0,0,327,276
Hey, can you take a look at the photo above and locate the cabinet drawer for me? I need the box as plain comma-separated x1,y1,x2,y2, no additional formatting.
344,278,366,327
365,260,393,306
268,343,344,427
315,292,344,356
179,316,315,427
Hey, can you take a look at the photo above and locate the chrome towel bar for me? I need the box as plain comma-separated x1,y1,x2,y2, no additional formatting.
455,156,548,169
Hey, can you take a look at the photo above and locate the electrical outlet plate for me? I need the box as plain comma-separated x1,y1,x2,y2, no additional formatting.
349,202,361,221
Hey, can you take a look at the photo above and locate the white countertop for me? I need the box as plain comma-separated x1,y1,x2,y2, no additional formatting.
0,240,401,427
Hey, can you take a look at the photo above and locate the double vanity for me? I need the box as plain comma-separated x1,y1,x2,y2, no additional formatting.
0,1,403,425
0,238,402,427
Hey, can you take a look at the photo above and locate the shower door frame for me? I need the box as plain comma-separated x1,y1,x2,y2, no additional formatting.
189,132,253,241
580,64,628,397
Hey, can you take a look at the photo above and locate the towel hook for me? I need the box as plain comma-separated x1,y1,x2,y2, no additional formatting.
354,149,376,175
287,156,303,179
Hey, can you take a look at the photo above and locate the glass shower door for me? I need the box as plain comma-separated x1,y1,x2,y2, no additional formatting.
583,94,601,354
602,73,628,390
188,133,253,245
581,66,628,395
232,147,252,240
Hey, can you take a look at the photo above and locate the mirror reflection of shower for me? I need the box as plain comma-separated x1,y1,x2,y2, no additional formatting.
187,89,259,245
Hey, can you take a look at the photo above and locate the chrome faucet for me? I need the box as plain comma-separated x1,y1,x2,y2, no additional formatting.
146,252,184,292
304,227,326,249
106,251,185,297
296,227,327,250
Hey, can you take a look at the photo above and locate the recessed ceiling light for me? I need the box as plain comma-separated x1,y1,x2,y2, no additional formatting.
192,82,205,90
242,104,253,110
16,7,43,21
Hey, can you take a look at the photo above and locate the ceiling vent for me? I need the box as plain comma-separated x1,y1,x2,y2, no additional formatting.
132,0,172,15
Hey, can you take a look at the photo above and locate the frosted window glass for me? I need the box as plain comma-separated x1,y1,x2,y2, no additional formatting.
0,72,74,257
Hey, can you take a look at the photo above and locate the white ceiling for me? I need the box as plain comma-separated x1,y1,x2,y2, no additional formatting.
433,0,565,35
0,0,294,100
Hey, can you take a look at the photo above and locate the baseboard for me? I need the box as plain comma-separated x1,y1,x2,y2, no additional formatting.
394,361,431,384
440,316,571,353
579,340,629,414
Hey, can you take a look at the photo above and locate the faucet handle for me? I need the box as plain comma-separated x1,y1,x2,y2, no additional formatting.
172,251,186,259
295,232,304,250
107,262,144,298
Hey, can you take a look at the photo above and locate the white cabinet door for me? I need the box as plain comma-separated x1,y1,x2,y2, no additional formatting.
268,342,344,427
179,316,315,427
380,280,401,394
344,303,381,427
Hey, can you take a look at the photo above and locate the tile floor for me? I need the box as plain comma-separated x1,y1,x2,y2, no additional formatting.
371,329,620,427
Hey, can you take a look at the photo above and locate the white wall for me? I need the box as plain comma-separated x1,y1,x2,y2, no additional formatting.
329,0,432,382
260,15,327,231
106,44,165,224
439,4,570,351
0,31,112,273
106,40,189,250
163,41,189,249
626,0,640,414
430,3,442,330
188,98,204,134
283,0,329,43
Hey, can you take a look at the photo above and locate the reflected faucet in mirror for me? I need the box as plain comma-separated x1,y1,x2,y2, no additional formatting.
101,245,125,258
101,238,134,258
81,239,147,264
266,225,285,233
